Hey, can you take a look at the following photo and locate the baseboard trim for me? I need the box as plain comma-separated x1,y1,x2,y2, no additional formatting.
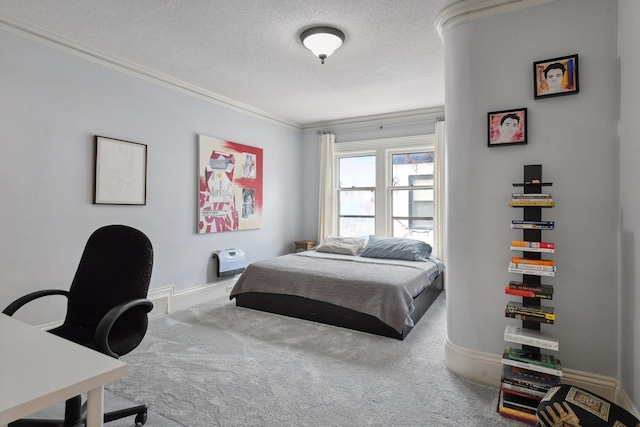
148,277,239,315
444,337,639,417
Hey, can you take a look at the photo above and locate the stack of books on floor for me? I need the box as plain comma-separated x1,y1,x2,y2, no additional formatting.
498,347,562,424
509,193,555,207
505,301,555,324
508,256,556,277
505,281,554,300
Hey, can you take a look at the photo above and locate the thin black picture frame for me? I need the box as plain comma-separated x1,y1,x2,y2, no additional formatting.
94,136,147,205
488,108,528,147
533,54,579,100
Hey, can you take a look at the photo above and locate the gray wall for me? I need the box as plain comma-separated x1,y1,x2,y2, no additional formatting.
0,29,303,325
443,0,620,376
618,0,640,408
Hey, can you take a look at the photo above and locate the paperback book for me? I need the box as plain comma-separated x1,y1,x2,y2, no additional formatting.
511,193,551,199
508,263,556,277
502,364,561,391
511,220,555,230
508,281,554,294
497,391,538,425
511,240,554,250
502,348,562,376
505,285,553,300
500,382,547,399
509,200,555,207
506,301,554,318
504,325,559,351
511,257,555,266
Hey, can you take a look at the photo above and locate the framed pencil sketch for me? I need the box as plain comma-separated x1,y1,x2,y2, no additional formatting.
94,136,147,205
488,108,527,147
533,54,579,99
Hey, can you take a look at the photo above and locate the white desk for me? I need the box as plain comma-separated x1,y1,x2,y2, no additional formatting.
0,314,127,427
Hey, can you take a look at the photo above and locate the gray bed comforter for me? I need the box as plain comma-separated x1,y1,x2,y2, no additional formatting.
230,251,444,334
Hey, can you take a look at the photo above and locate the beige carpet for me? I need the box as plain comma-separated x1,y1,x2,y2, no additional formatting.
107,292,524,426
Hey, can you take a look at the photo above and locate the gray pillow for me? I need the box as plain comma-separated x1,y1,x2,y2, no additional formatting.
315,236,367,256
360,236,432,261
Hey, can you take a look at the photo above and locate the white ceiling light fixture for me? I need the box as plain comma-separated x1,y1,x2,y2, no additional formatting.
300,26,345,64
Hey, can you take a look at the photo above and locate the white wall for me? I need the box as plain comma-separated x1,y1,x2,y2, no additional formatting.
618,0,640,409
0,29,303,325
443,0,619,377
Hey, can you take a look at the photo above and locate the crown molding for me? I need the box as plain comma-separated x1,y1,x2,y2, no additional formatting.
0,11,302,130
302,107,445,132
435,0,556,38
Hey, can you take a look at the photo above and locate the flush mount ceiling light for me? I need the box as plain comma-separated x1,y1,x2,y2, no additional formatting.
300,26,345,64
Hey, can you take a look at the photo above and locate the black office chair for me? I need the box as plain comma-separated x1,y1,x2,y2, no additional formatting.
3,225,154,427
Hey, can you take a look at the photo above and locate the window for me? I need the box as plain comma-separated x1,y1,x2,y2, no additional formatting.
335,135,435,247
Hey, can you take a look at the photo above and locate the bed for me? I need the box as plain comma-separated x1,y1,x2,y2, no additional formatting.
230,236,445,340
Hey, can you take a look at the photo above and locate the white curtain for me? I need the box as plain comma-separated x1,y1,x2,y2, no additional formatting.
434,119,446,262
318,132,336,242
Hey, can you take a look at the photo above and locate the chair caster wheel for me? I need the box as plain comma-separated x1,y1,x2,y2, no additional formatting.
135,411,147,426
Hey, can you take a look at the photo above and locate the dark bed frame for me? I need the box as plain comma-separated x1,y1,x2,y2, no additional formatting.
234,272,444,340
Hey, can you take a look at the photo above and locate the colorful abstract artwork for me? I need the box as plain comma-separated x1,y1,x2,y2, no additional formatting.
487,108,527,147
533,54,579,99
198,135,263,233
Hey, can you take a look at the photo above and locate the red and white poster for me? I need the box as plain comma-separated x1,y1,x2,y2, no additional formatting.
198,135,263,233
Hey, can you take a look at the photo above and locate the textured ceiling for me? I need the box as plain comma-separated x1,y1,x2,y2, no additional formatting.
0,0,451,126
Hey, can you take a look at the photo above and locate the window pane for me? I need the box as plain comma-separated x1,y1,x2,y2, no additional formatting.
392,219,433,246
339,190,375,216
340,217,375,237
339,156,376,188
392,189,434,218
391,152,434,187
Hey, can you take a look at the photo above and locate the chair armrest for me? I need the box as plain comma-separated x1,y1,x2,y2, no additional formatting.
2,289,69,316
95,298,154,358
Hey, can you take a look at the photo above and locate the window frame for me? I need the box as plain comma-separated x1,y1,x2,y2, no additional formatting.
334,135,435,237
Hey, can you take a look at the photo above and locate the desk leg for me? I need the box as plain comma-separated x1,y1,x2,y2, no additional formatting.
86,386,104,427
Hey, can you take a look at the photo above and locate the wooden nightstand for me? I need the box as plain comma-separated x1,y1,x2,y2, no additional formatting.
294,240,317,252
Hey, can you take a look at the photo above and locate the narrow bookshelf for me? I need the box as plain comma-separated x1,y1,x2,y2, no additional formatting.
499,164,561,425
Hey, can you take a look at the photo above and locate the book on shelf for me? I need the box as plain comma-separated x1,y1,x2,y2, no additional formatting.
511,193,552,199
504,325,559,351
502,348,562,376
508,263,556,277
506,301,555,319
502,364,561,391
512,180,552,186
505,312,554,324
511,220,555,229
510,246,555,253
508,281,554,294
511,257,555,266
505,285,553,299
508,267,555,277
500,382,548,399
509,262,555,272
509,200,555,207
497,391,539,425
511,240,554,249
501,389,541,412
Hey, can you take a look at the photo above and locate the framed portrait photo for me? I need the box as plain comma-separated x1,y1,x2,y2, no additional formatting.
487,108,527,147
533,54,579,99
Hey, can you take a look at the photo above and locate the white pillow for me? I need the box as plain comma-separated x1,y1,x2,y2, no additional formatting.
315,236,367,256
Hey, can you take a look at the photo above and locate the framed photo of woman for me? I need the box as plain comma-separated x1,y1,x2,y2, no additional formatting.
487,108,527,147
533,54,579,99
